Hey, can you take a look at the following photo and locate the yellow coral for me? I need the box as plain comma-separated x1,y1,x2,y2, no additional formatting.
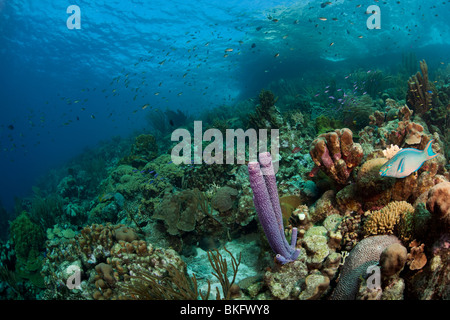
363,201,414,241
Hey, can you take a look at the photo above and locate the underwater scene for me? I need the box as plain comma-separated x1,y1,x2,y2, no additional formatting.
0,0,449,303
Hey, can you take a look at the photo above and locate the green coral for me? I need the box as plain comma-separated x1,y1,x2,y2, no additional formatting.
412,202,433,239
10,211,45,265
9,211,45,286
119,134,158,168
315,115,343,135
248,89,283,129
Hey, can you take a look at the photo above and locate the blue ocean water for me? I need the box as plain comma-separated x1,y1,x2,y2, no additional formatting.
0,0,449,210
0,0,449,302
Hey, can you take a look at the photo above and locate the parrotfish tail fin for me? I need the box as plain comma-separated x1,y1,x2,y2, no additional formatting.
425,139,439,160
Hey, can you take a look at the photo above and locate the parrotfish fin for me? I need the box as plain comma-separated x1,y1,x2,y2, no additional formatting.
397,158,405,173
425,139,438,160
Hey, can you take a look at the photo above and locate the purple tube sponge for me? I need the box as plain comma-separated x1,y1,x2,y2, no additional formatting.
248,152,300,264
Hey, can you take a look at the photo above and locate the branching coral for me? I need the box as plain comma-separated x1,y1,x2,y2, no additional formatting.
120,247,241,300
363,201,415,242
407,60,432,116
309,128,363,185
248,89,283,129
207,247,242,300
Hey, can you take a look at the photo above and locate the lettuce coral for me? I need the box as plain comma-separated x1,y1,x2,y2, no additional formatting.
153,189,202,235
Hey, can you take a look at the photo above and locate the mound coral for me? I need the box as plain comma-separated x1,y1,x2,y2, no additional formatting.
330,235,400,300
309,128,363,185
426,181,450,228
379,243,407,277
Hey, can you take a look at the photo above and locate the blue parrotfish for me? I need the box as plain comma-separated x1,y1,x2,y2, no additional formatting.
379,140,438,178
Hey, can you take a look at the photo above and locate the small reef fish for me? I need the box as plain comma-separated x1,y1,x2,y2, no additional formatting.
292,147,302,153
309,166,320,178
98,192,115,202
379,140,439,178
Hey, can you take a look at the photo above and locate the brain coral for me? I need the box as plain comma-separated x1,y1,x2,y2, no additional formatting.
330,235,400,300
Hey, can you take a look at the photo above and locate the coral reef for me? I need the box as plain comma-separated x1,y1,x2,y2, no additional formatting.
2,51,449,303
425,181,450,229
362,201,415,242
330,235,401,300
41,222,185,300
309,128,363,185
119,134,158,169
248,89,284,130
